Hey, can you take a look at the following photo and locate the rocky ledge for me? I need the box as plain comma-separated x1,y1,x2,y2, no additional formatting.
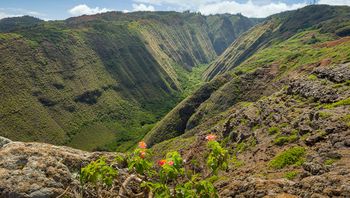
0,136,115,198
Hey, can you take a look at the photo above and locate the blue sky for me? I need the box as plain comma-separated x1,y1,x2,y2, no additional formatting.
0,0,349,20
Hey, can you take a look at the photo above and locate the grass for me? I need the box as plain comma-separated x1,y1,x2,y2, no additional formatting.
284,171,299,180
268,127,281,135
68,123,117,151
324,159,338,165
274,134,299,146
235,136,257,153
150,136,196,160
229,156,244,169
318,111,332,119
342,114,350,127
174,64,208,98
323,97,350,109
308,74,318,80
269,146,306,169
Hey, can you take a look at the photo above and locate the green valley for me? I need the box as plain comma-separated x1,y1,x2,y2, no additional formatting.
0,12,257,151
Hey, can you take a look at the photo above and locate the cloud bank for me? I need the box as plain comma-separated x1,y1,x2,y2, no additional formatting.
199,1,307,18
133,0,350,18
132,3,156,11
318,0,350,6
69,4,112,16
0,8,44,19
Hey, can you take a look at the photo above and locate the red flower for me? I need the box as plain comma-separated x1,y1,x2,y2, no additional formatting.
138,141,147,149
168,161,174,166
158,159,167,166
205,134,217,141
139,151,146,159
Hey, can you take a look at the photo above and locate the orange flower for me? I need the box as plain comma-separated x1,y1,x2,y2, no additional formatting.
158,159,167,166
138,141,147,149
140,150,146,159
205,134,217,141
168,161,174,166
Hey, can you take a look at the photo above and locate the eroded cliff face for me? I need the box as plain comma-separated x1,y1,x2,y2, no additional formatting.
0,12,257,151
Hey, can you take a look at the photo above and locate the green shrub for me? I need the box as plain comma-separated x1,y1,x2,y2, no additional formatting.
269,146,306,169
268,126,280,135
80,157,118,186
81,135,229,197
308,74,318,80
274,134,299,146
284,171,298,180
324,159,337,165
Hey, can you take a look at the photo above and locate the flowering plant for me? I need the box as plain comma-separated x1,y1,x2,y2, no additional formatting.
81,136,230,197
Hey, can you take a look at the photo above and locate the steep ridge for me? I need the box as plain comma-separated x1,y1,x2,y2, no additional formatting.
204,5,350,80
147,5,350,148
144,6,350,197
0,12,257,151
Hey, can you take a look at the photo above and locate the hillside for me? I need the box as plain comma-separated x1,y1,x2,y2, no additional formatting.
143,5,350,196
146,5,350,146
204,5,350,80
0,12,257,151
1,4,350,198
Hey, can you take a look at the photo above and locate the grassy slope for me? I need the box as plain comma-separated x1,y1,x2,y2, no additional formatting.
148,9,350,195
204,5,350,80
147,5,350,147
0,12,257,151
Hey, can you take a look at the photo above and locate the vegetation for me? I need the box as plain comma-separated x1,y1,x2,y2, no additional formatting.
284,171,299,180
269,147,306,169
80,135,229,197
0,12,256,151
268,127,281,135
323,97,350,109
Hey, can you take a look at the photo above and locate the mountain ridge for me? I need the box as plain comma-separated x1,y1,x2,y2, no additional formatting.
0,11,258,151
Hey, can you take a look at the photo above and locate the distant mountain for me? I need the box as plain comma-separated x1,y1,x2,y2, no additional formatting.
0,11,258,151
0,16,43,32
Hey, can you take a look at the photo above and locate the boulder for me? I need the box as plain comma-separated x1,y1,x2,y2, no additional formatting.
0,138,115,198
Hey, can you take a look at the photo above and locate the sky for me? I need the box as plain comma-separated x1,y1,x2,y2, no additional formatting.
0,0,350,20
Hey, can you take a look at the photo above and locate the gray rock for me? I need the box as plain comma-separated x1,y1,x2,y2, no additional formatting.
303,162,329,175
0,136,12,148
344,139,350,147
0,141,117,198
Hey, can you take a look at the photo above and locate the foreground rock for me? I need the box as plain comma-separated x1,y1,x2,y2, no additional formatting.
0,137,115,198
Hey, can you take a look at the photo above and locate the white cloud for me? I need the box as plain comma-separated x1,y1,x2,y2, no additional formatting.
0,12,11,19
132,3,156,11
134,0,219,10
69,4,112,16
199,1,307,18
318,0,350,6
0,8,44,19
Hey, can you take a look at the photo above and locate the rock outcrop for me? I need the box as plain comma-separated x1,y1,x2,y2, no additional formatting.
0,137,115,198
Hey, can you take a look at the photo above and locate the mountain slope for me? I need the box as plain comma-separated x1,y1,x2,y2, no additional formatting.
0,12,257,151
204,5,350,80
146,5,350,147
145,5,350,197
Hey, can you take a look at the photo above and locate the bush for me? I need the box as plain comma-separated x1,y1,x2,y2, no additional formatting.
80,135,229,197
269,146,306,169
284,171,298,180
268,126,280,135
274,134,298,146
80,157,118,186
